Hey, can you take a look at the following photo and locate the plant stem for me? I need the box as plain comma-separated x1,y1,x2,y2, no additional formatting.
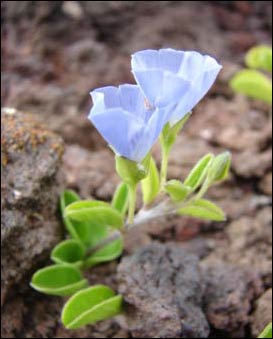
84,230,121,258
128,183,137,225
160,146,170,188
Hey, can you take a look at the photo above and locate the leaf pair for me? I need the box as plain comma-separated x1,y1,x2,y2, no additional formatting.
31,269,122,329
165,152,230,221
165,152,230,199
59,191,124,268
230,45,272,105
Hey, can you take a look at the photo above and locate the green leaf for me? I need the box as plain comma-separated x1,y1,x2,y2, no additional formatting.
259,322,272,338
184,153,214,190
60,190,81,216
51,239,85,268
165,180,191,202
60,190,83,241
246,45,272,72
230,69,272,104
207,151,231,184
178,199,226,221
65,201,124,230
30,265,88,296
112,182,129,216
161,112,192,152
84,235,123,268
61,285,123,329
141,157,160,205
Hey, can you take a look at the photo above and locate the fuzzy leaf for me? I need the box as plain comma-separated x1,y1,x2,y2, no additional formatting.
230,69,272,104
246,45,272,72
259,323,272,338
51,239,85,268
62,285,123,329
65,201,124,230
30,265,88,296
84,235,123,268
141,157,160,205
112,182,129,216
161,112,192,152
165,180,191,202
207,151,231,184
178,199,226,221
184,153,214,190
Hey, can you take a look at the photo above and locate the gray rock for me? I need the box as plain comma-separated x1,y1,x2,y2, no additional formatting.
1,108,64,305
201,260,263,337
117,242,209,338
251,289,272,337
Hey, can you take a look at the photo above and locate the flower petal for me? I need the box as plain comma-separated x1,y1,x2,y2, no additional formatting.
118,84,150,122
158,72,191,107
158,48,184,73
170,66,222,125
131,49,159,70
132,69,163,105
91,86,120,109
88,108,144,161
133,105,171,161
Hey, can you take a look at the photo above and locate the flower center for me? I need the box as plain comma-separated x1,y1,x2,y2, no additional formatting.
144,98,154,111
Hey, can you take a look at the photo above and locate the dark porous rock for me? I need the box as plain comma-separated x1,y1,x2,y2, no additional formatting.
117,242,209,338
251,288,272,337
1,108,64,305
201,260,263,337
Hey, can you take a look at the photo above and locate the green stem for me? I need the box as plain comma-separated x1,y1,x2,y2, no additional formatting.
160,146,170,188
127,183,137,225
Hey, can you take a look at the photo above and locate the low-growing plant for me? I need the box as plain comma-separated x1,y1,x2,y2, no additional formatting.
31,49,232,330
230,45,272,105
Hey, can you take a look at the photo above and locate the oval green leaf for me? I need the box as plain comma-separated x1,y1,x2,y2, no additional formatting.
141,157,160,205
230,69,272,104
178,199,226,221
65,201,124,230
246,45,272,72
165,180,191,202
30,264,88,296
62,285,123,329
112,182,129,216
51,239,85,268
184,153,214,190
84,235,123,268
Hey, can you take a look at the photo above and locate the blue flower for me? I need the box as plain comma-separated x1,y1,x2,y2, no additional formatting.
131,48,222,125
89,84,171,162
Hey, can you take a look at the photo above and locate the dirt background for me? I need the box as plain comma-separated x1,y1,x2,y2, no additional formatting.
1,1,272,338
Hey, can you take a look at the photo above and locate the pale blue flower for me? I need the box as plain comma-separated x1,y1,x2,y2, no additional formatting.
89,84,171,162
131,48,222,125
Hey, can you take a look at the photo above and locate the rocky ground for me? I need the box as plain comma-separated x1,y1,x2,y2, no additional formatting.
1,1,272,338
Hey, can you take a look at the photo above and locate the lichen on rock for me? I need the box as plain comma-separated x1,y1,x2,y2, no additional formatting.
1,108,64,305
